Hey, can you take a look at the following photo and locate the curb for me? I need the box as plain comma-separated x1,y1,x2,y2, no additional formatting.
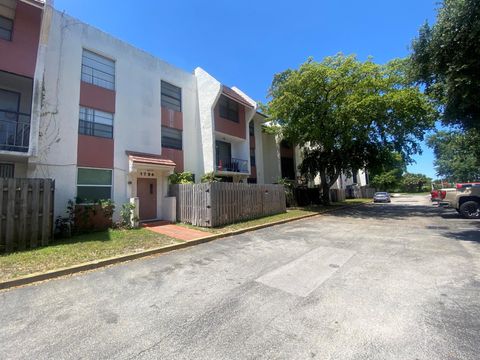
0,201,369,291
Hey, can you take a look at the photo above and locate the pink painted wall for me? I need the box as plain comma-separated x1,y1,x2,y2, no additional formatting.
161,147,184,172
161,107,183,130
214,102,246,139
77,135,114,168
0,2,42,78
79,82,116,113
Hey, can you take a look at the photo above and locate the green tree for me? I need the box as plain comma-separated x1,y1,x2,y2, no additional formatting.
401,173,432,193
427,130,480,182
410,0,480,130
369,152,406,191
267,54,435,204
371,170,402,192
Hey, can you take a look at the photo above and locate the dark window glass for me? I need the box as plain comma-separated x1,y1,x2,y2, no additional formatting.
219,95,239,122
79,107,114,138
162,126,182,150
280,139,291,149
247,178,257,184
352,172,358,184
77,168,112,203
77,186,112,202
0,163,14,178
0,16,13,41
161,81,182,112
81,50,115,90
250,148,256,167
249,121,254,136
281,157,295,180
216,140,231,168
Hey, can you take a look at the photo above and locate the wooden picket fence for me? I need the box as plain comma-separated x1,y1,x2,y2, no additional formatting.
170,183,286,227
0,178,55,253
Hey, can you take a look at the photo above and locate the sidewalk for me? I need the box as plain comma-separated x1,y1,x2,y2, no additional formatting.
142,221,210,241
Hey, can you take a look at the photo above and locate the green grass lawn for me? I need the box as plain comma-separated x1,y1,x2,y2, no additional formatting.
0,199,370,283
0,228,181,282
178,199,371,234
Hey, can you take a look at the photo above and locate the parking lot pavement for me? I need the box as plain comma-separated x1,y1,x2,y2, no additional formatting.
0,195,479,359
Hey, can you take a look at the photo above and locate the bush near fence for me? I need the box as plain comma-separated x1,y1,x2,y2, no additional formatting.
0,178,54,253
170,183,286,227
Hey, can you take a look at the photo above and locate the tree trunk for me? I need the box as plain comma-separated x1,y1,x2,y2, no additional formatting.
319,168,341,205
319,169,331,205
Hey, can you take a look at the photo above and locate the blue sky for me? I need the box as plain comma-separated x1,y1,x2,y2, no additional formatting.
55,0,439,178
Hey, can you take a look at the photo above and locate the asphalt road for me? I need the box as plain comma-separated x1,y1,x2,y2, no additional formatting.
1,195,479,359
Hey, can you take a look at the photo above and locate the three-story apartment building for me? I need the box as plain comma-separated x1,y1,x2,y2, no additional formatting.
0,0,278,221
0,0,368,222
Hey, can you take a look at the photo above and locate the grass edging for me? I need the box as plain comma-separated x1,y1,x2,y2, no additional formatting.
0,201,368,291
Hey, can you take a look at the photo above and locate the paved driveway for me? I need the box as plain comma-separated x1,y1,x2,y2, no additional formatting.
1,195,479,359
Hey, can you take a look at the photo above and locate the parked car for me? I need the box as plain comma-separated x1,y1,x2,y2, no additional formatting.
444,183,480,219
373,192,391,203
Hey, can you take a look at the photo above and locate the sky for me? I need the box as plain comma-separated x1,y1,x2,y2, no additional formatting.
54,0,439,178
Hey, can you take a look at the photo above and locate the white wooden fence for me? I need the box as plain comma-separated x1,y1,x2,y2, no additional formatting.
170,183,286,227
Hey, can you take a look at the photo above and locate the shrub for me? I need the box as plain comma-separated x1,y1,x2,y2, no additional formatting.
201,171,221,183
55,199,116,236
119,202,138,229
169,172,194,184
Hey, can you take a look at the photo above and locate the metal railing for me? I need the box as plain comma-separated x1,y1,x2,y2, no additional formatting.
0,110,31,152
216,157,249,173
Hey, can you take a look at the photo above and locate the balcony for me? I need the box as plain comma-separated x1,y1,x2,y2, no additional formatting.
216,158,248,174
0,110,30,153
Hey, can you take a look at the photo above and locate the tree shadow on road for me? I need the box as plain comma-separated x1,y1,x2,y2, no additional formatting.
443,230,480,244
326,203,446,221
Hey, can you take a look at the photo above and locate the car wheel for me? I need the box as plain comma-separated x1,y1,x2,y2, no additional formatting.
459,201,480,219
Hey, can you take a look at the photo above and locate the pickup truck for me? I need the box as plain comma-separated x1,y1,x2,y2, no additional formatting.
432,188,456,203
441,183,480,219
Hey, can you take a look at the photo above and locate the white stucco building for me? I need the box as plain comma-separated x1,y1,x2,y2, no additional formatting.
0,0,278,221
0,0,370,223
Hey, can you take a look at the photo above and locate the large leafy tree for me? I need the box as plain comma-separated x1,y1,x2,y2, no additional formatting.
401,173,432,193
267,55,436,204
427,130,480,181
370,152,406,191
410,0,480,130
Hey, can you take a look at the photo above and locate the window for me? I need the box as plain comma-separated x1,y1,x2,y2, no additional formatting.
79,107,114,138
77,168,112,203
249,121,254,136
247,178,257,184
161,81,181,112
0,163,14,178
216,140,231,168
219,95,239,122
250,148,256,167
81,49,115,90
161,126,182,150
281,157,295,180
0,16,13,41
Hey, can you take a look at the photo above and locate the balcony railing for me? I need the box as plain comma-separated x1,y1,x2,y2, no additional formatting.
216,157,249,173
0,110,31,153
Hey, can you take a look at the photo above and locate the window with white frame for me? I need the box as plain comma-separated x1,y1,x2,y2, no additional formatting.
79,106,114,138
161,81,182,112
81,49,115,90
76,168,112,203
0,15,13,41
